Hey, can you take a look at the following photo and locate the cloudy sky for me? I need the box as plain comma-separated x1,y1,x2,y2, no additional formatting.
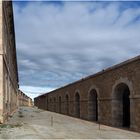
13,1,140,99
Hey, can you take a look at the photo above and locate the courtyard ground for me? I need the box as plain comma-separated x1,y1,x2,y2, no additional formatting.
0,106,140,139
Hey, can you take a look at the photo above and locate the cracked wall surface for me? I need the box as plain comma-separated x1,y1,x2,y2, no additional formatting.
0,1,19,123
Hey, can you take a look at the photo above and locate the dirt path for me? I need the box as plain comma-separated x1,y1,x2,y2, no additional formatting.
0,106,140,139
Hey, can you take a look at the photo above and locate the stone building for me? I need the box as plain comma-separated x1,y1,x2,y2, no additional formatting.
0,1,19,123
34,55,140,132
28,97,33,107
18,90,33,107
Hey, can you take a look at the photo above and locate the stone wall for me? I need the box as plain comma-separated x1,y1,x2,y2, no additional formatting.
34,55,140,132
0,1,2,54
0,1,19,123
18,90,33,107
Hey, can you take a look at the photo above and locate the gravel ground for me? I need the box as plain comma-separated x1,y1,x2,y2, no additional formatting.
0,106,140,139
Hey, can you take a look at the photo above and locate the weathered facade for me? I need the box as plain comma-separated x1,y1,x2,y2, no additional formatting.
34,55,140,132
18,90,33,107
28,97,33,107
0,1,19,123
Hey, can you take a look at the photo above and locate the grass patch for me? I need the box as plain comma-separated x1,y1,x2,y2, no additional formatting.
0,123,22,129
0,124,15,129
13,123,22,127
0,124,14,129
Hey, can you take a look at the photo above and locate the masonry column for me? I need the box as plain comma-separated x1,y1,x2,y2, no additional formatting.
130,95,140,132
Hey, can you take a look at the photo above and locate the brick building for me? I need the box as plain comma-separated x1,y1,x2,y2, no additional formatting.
0,1,19,123
34,55,140,132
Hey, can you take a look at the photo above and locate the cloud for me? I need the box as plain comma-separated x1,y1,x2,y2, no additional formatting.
13,1,140,97
19,85,55,100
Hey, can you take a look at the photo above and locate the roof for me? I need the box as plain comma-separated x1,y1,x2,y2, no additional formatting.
35,55,140,99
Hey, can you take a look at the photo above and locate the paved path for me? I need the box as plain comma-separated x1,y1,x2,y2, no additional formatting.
0,106,140,139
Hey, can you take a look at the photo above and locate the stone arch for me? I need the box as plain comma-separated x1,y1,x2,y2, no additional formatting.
65,94,69,115
53,97,56,112
88,85,100,121
88,89,98,121
74,91,80,118
112,81,131,128
58,96,62,113
88,85,100,98
49,98,52,111
112,77,133,97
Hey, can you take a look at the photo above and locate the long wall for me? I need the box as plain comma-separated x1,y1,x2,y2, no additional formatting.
18,90,33,107
0,1,19,123
34,55,140,132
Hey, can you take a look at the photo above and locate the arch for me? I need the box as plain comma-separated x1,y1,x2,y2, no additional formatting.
58,96,61,113
53,97,56,112
75,92,80,118
49,98,52,111
88,85,100,98
112,83,130,128
65,94,69,115
88,89,98,121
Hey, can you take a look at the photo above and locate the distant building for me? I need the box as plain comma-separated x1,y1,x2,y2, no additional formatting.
18,90,33,107
28,97,33,107
0,1,19,123
34,55,140,133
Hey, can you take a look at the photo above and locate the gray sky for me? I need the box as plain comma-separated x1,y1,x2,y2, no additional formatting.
13,1,140,99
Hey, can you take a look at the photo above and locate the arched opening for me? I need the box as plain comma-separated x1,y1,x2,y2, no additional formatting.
50,98,52,111
53,97,56,112
112,83,130,128
75,92,80,118
65,94,69,115
58,96,61,113
88,89,98,121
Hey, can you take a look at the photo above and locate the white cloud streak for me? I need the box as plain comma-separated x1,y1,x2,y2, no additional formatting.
13,1,140,97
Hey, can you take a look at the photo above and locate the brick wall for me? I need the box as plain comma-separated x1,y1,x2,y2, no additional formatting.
34,56,140,132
